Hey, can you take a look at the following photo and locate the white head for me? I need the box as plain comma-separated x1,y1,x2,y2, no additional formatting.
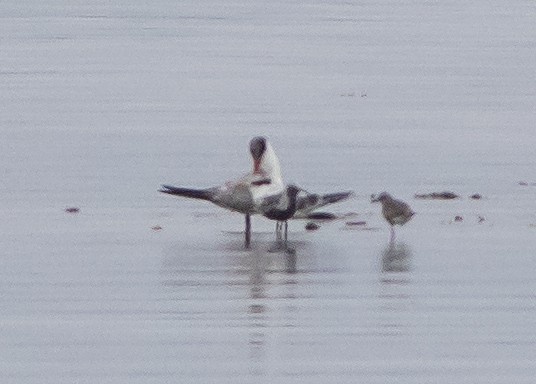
249,136,283,183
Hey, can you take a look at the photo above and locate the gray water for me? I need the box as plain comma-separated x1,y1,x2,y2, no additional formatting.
1,1,536,383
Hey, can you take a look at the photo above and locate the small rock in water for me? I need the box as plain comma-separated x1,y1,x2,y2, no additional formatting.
305,212,338,220
305,222,320,231
345,221,367,226
414,191,459,200
65,207,80,213
519,181,529,186
151,225,163,231
470,194,482,200
454,215,463,222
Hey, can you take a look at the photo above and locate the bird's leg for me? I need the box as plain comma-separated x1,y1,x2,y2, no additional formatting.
269,221,289,253
245,214,251,249
283,221,296,254
389,226,395,243
268,221,283,253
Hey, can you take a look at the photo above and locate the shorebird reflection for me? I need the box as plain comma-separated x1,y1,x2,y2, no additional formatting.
381,241,412,273
378,242,413,333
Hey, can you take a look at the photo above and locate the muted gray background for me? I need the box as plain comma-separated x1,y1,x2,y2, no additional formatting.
1,1,535,382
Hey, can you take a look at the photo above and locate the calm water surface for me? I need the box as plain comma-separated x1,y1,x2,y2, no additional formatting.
1,0,535,383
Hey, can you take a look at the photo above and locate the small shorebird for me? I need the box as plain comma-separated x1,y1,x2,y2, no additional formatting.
258,184,302,252
371,192,415,241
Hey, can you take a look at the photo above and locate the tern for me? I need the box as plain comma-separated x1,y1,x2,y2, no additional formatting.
160,136,284,248
160,136,355,248
258,184,302,252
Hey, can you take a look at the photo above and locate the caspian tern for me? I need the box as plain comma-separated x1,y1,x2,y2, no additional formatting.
160,136,355,248
371,192,415,242
160,136,284,248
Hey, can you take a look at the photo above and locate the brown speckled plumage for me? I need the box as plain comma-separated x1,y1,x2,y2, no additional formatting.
371,192,415,240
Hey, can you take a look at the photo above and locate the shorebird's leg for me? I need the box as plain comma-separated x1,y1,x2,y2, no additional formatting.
245,214,251,249
284,221,288,243
389,226,395,243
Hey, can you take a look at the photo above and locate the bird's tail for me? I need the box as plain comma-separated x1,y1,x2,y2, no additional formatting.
159,185,213,201
319,191,354,206
296,190,354,214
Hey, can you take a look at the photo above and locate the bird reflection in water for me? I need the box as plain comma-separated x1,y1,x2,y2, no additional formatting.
285,248,297,274
247,247,298,370
381,241,413,275
246,249,268,369
378,242,413,336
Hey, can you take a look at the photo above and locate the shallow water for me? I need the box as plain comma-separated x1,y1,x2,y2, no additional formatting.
1,0,536,383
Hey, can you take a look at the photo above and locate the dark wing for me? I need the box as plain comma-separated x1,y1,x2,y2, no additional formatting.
384,199,414,225
258,191,284,211
296,190,354,214
159,185,213,201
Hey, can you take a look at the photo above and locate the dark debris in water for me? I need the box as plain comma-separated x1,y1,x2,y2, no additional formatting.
345,221,367,226
414,191,459,200
519,181,536,186
470,194,482,200
152,225,163,231
304,212,338,220
343,225,381,231
305,222,320,231
478,216,485,223
454,215,463,222
64,207,80,213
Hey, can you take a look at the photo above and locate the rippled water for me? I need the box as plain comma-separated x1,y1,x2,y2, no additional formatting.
1,0,536,383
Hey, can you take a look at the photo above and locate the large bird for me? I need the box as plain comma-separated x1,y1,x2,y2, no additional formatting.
160,136,283,248
160,136,354,248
